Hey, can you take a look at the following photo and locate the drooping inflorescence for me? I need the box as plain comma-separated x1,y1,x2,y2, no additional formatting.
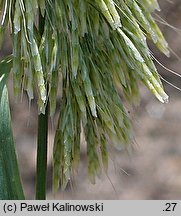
0,0,169,190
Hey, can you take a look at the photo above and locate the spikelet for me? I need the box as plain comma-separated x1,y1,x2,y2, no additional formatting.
140,0,160,12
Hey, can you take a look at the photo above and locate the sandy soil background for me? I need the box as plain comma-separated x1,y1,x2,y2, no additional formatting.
1,0,181,199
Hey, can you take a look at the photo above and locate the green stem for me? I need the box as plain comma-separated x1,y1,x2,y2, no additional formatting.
35,10,48,200
35,106,49,200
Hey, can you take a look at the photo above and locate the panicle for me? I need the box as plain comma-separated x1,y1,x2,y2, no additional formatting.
0,0,170,190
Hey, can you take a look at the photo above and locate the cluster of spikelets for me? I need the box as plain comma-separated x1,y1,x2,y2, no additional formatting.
0,0,169,190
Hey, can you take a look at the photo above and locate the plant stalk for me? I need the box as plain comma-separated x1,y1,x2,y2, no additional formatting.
35,105,49,200
35,10,48,200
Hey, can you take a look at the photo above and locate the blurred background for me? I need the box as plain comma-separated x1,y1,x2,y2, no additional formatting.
1,0,181,200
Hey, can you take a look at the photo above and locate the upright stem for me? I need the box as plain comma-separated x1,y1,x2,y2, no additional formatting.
36,106,49,200
35,10,48,200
